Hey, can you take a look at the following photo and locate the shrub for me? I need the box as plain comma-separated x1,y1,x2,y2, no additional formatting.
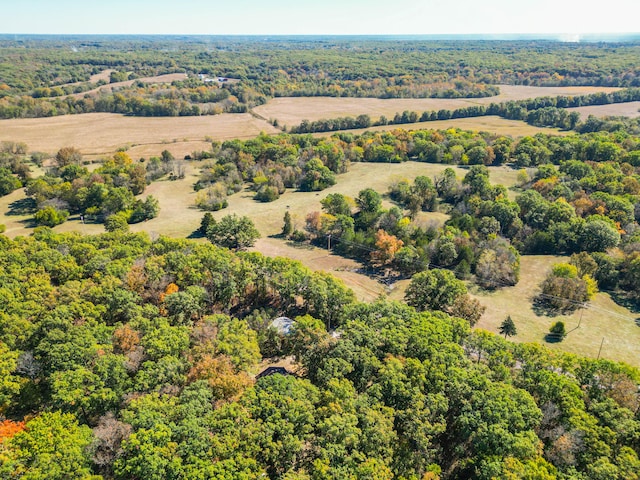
549,321,566,339
34,206,69,227
104,212,130,232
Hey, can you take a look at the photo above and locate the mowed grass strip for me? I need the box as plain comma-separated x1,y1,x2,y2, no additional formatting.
315,116,568,139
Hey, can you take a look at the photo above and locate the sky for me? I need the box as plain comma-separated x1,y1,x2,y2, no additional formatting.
2,0,639,36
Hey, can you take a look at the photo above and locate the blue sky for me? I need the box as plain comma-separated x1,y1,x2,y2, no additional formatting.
2,0,639,35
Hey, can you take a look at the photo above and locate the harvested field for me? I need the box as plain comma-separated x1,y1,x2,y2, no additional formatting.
0,112,279,158
567,101,640,119
315,116,567,138
253,85,621,125
67,72,189,98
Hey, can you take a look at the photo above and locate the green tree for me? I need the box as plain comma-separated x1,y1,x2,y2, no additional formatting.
0,341,21,412
206,213,260,250
499,315,517,338
321,193,353,216
549,321,566,339
104,212,130,232
34,206,69,227
0,411,97,480
405,269,466,312
282,210,293,236
199,211,214,235
578,219,620,252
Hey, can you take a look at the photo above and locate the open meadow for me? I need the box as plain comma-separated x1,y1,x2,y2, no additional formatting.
387,255,640,367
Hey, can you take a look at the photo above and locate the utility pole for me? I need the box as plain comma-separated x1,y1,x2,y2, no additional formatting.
327,234,331,250
597,337,605,360
578,304,585,328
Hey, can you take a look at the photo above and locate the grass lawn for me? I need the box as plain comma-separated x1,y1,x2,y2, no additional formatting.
472,255,640,367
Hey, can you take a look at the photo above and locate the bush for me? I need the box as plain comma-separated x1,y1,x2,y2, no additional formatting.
254,186,280,202
195,184,228,211
105,212,130,232
290,230,307,242
34,206,69,227
549,321,566,340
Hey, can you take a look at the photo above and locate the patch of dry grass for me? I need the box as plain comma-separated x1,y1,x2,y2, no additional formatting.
472,255,640,367
567,101,640,119
0,113,279,158
254,85,620,126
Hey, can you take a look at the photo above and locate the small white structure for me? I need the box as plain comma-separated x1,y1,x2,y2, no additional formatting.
270,317,294,335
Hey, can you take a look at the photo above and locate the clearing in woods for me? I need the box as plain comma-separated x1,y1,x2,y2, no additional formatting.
387,256,640,367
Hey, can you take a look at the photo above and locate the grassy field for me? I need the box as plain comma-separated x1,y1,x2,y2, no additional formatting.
471,255,640,367
387,255,640,367
0,112,280,159
253,85,621,126
567,101,640,119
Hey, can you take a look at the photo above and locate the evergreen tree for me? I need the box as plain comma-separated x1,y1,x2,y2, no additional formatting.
282,210,293,237
499,315,517,338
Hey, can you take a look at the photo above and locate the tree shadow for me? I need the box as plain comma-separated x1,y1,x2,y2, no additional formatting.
544,333,565,343
7,198,37,216
187,229,205,239
607,291,640,315
17,217,38,229
532,296,578,317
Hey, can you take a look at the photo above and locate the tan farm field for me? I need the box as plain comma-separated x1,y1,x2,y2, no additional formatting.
567,101,640,119
315,116,568,139
0,113,280,158
254,85,621,126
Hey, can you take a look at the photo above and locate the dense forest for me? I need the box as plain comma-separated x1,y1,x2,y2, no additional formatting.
0,230,639,479
1,36,640,118
2,120,640,479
